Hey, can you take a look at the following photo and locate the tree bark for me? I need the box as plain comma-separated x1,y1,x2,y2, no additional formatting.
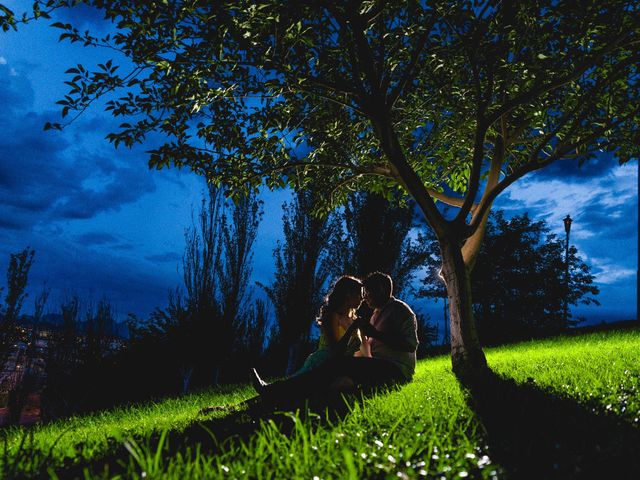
439,239,488,379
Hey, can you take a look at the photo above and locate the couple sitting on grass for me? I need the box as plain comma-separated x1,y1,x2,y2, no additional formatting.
251,272,418,404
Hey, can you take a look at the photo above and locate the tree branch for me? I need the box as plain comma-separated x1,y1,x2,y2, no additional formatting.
293,85,367,116
453,120,488,225
470,108,639,228
322,3,368,99
462,134,504,268
387,28,431,108
343,7,382,96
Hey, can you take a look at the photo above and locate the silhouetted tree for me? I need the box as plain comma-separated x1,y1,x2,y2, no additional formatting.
1,247,35,362
41,295,82,420
260,190,340,374
1,247,36,421
237,299,269,365
180,185,226,385
32,284,50,325
59,295,80,363
416,312,439,357
217,191,263,342
125,186,262,389
85,298,115,363
421,211,600,344
334,192,429,297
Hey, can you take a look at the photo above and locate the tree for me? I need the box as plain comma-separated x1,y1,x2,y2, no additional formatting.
32,284,51,325
334,192,428,297
124,184,261,391
259,190,339,374
181,185,262,384
471,212,599,342
1,247,35,326
1,247,35,367
7,1,639,376
421,211,600,343
42,295,82,419
217,190,263,335
237,298,269,365
85,298,116,363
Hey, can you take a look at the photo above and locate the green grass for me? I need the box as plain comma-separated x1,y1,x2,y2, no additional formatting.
2,328,639,479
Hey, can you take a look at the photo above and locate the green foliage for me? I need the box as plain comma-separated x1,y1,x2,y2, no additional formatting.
1,328,638,478
26,0,637,221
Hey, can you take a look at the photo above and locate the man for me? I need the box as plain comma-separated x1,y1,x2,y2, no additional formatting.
358,271,419,384
251,272,418,401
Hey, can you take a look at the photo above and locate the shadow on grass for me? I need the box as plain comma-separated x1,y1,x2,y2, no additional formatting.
462,370,640,480
35,391,363,479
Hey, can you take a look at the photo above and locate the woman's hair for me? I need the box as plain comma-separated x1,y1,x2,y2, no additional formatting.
316,275,363,326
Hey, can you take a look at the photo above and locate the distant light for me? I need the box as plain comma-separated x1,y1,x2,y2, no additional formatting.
563,215,572,234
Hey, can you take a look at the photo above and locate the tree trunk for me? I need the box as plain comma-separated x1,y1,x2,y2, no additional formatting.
439,240,488,379
374,115,488,379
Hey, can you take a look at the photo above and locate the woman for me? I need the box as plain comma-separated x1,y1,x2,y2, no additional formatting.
295,275,367,375
250,275,369,393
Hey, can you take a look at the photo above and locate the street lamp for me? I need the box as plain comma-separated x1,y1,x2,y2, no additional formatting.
563,215,573,326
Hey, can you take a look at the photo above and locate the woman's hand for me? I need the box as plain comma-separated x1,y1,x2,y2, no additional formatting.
355,318,376,337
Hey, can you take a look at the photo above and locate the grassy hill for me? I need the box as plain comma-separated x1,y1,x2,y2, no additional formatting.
2,328,639,479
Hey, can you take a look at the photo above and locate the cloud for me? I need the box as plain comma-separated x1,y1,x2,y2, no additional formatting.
74,231,119,246
496,163,638,240
574,196,638,241
0,61,156,232
51,3,110,31
588,257,637,285
145,252,182,264
0,231,180,319
495,161,637,318
0,61,35,112
530,153,624,182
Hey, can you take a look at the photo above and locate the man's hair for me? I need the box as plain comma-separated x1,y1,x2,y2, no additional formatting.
363,272,393,305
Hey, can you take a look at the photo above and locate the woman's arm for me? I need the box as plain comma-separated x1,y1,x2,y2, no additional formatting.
328,316,360,354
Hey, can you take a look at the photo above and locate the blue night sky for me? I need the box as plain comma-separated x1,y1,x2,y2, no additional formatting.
0,3,637,330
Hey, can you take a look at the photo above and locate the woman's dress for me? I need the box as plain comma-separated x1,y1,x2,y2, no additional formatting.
295,318,360,375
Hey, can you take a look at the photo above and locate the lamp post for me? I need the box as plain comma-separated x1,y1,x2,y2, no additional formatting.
563,215,573,325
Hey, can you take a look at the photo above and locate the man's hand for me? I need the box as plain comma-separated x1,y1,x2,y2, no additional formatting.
354,317,376,336
356,316,414,352
359,336,373,357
